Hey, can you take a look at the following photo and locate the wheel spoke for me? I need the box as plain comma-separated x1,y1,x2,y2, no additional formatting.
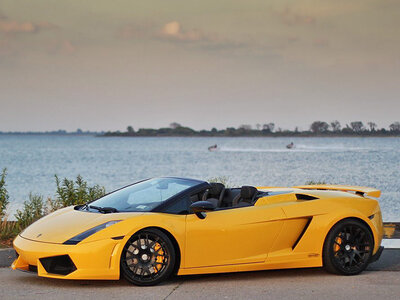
126,253,137,260
148,237,160,250
132,264,139,275
156,243,165,253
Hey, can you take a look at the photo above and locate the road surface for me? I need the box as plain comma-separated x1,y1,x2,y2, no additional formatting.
0,249,399,300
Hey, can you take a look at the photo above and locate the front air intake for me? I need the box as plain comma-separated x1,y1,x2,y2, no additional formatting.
39,255,76,275
28,265,38,273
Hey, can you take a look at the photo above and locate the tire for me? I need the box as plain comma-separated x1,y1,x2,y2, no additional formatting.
120,228,176,286
323,219,373,275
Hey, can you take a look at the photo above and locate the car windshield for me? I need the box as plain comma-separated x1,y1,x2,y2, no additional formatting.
87,177,201,212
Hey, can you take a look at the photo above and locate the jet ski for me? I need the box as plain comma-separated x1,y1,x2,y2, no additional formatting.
286,142,294,149
208,144,218,151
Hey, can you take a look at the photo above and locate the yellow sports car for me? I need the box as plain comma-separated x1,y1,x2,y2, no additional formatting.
12,177,384,286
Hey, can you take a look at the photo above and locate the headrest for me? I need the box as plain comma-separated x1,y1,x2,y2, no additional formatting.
241,186,258,199
208,182,225,196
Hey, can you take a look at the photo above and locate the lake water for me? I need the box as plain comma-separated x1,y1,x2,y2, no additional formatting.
0,135,399,221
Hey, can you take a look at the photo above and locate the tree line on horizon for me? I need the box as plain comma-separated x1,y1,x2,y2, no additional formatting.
103,121,400,137
0,129,101,135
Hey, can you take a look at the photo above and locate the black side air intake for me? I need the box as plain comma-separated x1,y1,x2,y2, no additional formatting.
295,194,318,200
292,217,313,249
39,255,76,275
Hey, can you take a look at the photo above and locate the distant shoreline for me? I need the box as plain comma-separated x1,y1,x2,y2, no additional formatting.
0,133,96,136
99,121,400,138
99,134,400,138
2,120,400,138
1,133,399,138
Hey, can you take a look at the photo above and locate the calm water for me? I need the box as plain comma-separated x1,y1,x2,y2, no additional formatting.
0,135,399,221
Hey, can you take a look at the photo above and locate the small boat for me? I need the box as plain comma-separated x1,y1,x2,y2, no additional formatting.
286,142,294,149
208,144,218,151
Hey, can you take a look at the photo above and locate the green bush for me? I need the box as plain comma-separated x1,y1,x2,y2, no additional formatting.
49,175,106,210
0,168,9,221
1,173,107,244
13,175,106,231
0,220,18,242
15,193,45,230
304,180,327,185
207,176,232,187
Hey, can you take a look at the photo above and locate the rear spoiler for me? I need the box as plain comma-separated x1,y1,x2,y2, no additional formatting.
293,184,381,198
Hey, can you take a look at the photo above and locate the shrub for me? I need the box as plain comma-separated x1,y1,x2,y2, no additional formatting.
207,176,231,187
0,219,18,243
0,173,107,244
49,175,106,210
0,168,9,221
304,180,327,185
15,193,45,230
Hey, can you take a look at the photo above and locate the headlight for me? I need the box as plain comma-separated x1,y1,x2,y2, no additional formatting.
63,220,121,245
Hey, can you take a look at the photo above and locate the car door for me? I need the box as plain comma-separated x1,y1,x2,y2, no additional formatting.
184,204,286,268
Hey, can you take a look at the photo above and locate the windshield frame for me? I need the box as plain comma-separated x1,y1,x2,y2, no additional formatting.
77,177,207,213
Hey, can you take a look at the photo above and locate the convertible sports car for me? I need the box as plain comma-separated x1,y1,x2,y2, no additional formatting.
12,177,384,286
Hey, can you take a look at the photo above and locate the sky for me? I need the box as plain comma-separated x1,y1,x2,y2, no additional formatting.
0,0,399,132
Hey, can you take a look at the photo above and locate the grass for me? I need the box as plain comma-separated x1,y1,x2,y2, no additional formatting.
0,219,18,247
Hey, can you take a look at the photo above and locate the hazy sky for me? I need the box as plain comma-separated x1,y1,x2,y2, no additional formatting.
0,0,399,131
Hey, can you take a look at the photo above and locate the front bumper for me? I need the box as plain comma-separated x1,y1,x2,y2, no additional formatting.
12,235,123,280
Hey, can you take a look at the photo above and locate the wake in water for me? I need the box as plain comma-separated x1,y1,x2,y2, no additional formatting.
217,144,369,153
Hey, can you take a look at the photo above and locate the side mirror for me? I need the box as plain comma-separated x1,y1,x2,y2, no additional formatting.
190,201,216,219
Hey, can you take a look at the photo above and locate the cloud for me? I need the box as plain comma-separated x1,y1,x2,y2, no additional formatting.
159,21,211,42
0,17,57,34
162,21,180,37
119,21,212,42
0,20,36,33
118,21,246,53
157,21,250,53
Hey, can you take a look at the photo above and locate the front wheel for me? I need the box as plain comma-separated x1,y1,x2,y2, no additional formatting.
120,228,176,286
323,219,373,275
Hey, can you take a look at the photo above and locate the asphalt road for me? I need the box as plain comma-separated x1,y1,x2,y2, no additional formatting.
1,249,399,300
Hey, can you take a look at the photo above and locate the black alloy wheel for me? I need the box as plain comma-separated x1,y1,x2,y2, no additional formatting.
323,219,373,275
121,228,176,286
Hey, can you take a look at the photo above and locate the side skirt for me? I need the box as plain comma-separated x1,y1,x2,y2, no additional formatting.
178,257,322,276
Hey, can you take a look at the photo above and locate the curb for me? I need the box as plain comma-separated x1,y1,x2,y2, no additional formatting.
0,248,16,268
367,248,400,271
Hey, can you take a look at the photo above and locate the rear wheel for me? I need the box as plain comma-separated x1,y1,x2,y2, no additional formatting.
121,228,176,286
323,219,373,275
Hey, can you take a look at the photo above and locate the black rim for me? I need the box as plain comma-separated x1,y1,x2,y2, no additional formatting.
122,233,170,283
332,224,372,272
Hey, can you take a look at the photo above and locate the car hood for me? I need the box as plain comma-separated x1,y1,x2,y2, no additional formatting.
20,206,141,244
